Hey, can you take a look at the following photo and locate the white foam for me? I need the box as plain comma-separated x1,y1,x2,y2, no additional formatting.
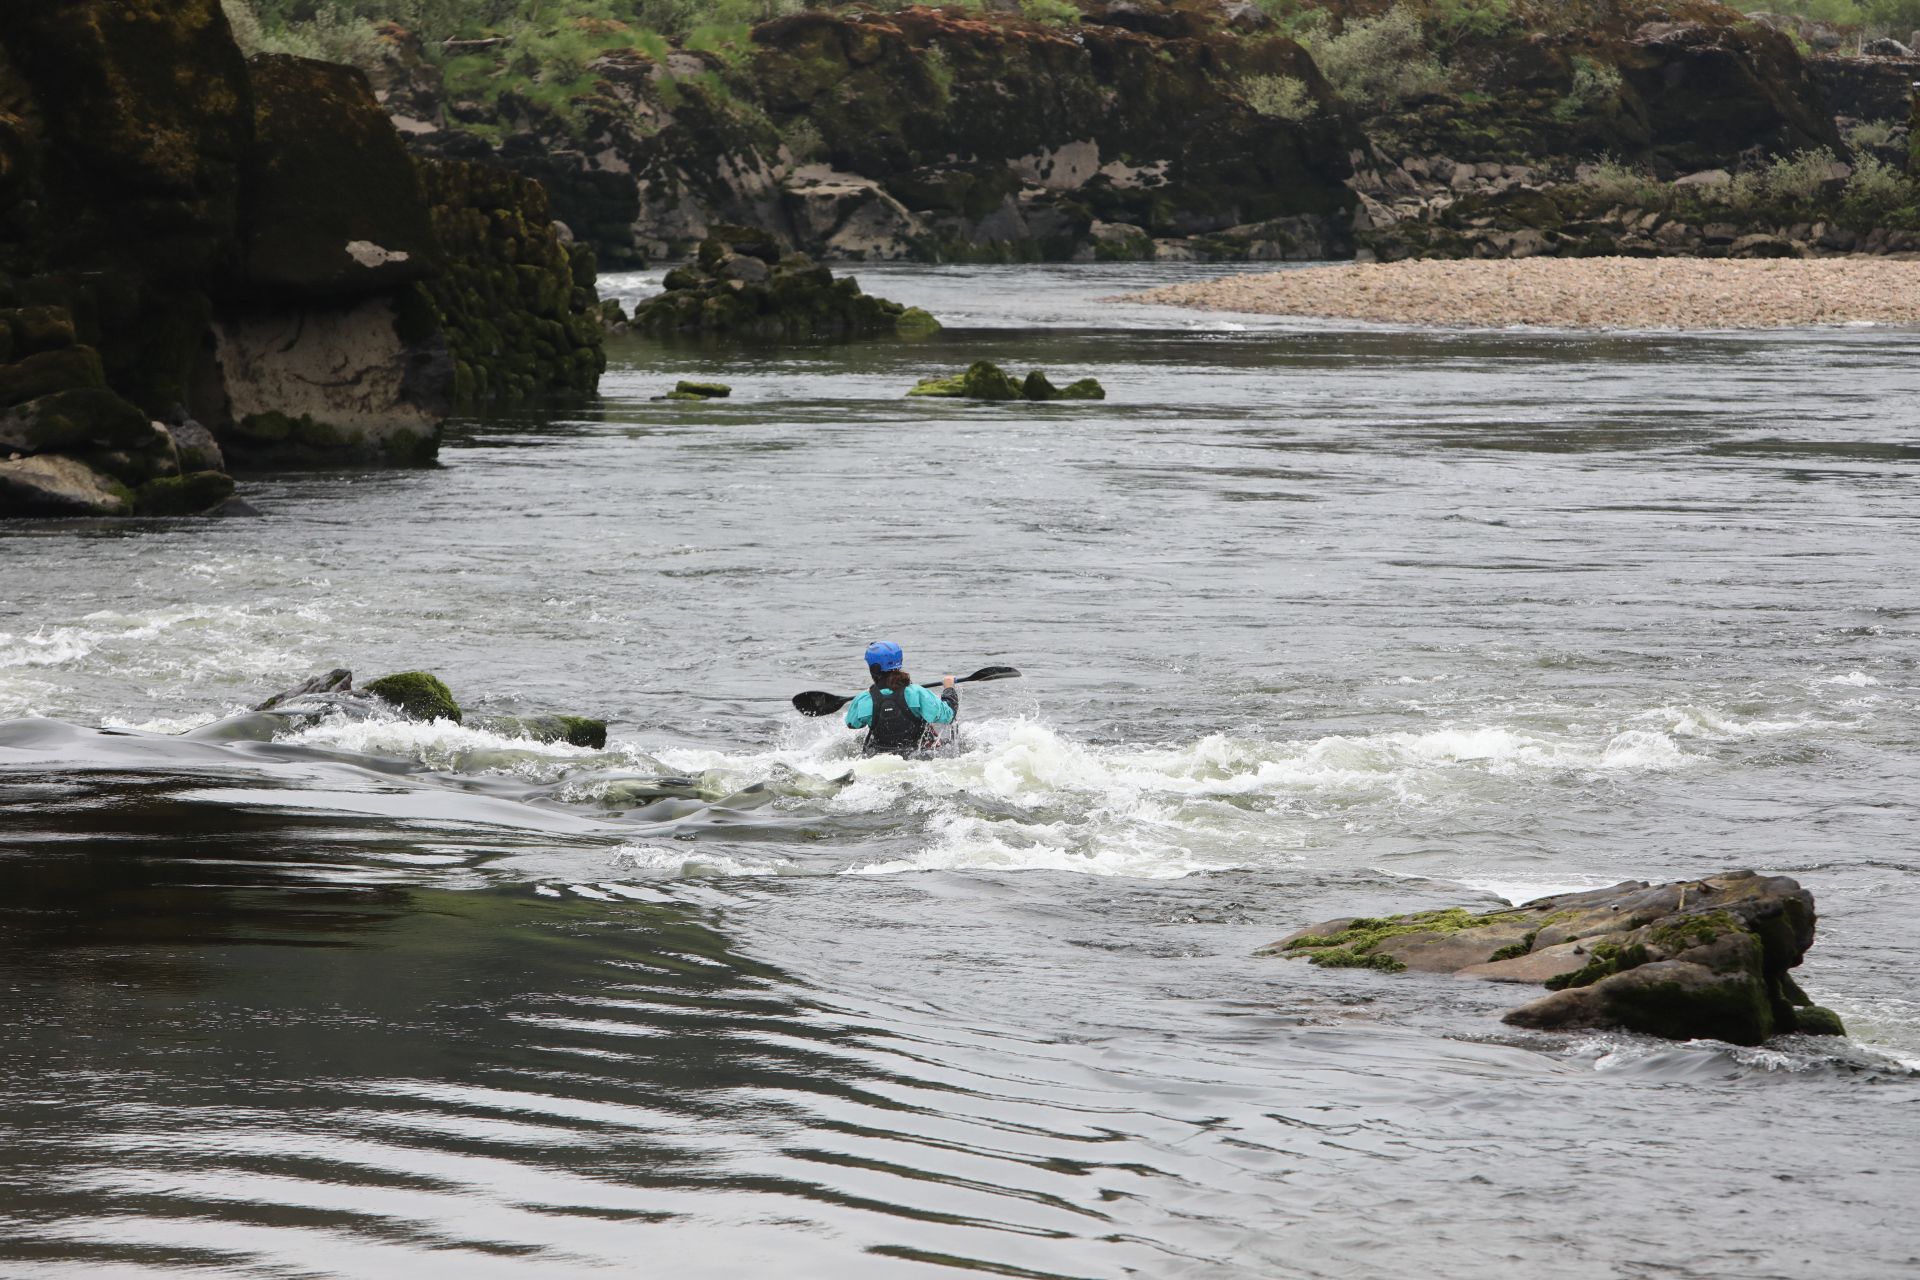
608,842,794,878
1819,671,1879,688
285,715,598,777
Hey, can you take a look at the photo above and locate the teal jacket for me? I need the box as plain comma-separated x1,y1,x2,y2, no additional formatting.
845,684,955,729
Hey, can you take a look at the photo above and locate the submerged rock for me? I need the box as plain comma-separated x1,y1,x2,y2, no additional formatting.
1265,872,1845,1047
363,671,462,723
909,361,1106,402
664,380,731,401
474,714,608,750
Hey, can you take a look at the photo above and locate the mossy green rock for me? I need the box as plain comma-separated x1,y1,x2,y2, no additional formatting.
1268,872,1838,1047
910,360,1022,401
673,381,731,399
364,671,462,723
478,714,608,750
0,347,106,408
911,362,1105,402
133,470,236,517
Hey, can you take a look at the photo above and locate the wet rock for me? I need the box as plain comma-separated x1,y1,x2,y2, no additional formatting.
474,714,609,750
0,454,132,517
208,496,264,518
1862,37,1912,57
363,671,462,723
635,233,939,339
132,470,237,517
1264,872,1846,1046
909,361,1105,401
165,419,225,474
255,668,356,711
664,380,731,400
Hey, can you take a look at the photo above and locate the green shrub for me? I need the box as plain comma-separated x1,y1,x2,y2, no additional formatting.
1761,147,1842,205
1299,5,1448,111
1846,118,1902,150
1242,73,1315,120
1841,154,1915,220
1580,155,1666,207
1552,54,1623,121
1018,0,1081,24
1430,0,1514,40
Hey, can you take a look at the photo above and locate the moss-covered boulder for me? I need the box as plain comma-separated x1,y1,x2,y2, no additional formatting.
667,380,731,400
132,470,236,517
635,234,938,339
0,389,152,455
0,348,106,408
1265,872,1845,1046
909,361,1106,401
364,671,462,723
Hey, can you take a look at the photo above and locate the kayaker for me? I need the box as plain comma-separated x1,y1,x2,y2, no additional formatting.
845,641,956,757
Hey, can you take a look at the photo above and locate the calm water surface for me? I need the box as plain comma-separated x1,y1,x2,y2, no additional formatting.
3,264,1919,1278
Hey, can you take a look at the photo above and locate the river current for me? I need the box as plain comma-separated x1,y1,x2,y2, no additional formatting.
3,265,1918,1278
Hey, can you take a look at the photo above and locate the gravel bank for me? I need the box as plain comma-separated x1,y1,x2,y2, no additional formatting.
1125,258,1920,329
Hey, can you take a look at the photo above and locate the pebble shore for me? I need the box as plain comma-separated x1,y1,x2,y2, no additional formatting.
1125,257,1920,329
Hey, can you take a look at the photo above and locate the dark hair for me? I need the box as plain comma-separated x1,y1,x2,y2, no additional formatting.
869,664,912,691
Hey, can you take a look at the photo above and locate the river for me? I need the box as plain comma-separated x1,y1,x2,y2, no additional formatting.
3,264,1918,1278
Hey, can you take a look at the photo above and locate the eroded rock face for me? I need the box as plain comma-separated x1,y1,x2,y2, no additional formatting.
1266,872,1845,1046
374,5,1355,264
213,296,444,467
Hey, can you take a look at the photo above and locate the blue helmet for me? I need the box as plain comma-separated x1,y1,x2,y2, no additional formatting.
864,640,904,672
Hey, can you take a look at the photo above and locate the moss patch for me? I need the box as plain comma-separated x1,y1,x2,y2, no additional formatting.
364,671,462,723
1282,906,1531,971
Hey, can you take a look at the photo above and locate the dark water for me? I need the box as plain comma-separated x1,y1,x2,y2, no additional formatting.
3,265,1919,1277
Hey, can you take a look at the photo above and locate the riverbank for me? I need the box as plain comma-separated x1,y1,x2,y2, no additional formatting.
1125,258,1920,329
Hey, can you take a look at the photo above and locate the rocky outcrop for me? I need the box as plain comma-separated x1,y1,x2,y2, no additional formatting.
1355,167,1920,263
634,228,938,337
1266,872,1846,1046
0,2,604,512
375,5,1358,264
908,361,1105,401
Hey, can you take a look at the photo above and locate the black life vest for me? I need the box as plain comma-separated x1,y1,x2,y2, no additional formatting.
863,683,927,757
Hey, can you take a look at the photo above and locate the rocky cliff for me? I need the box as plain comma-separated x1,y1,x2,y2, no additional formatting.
368,0,1919,268
0,0,603,516
387,4,1361,265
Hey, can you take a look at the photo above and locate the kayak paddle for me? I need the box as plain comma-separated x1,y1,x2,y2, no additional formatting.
792,665,1021,717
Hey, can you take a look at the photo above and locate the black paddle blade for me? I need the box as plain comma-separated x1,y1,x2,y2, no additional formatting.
956,665,1021,684
792,690,852,717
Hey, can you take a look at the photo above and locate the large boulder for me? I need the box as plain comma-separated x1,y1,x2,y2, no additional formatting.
1265,872,1846,1046
0,454,132,517
241,55,441,299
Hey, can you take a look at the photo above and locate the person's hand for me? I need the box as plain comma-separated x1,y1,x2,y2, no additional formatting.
943,675,955,689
